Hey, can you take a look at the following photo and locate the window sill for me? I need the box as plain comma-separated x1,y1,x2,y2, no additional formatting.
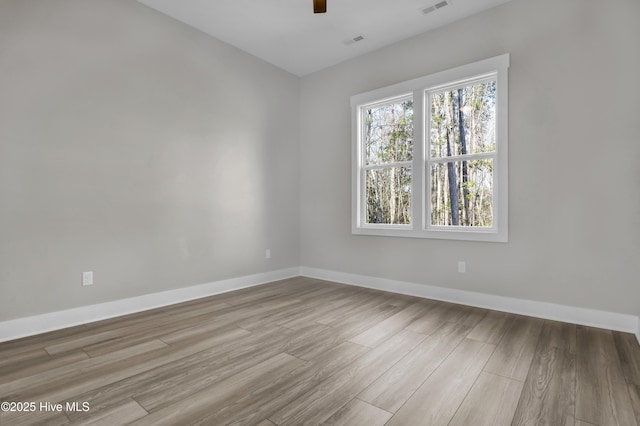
352,225,508,242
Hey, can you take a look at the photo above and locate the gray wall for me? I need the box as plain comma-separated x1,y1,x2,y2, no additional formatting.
1,0,638,322
0,0,300,320
299,0,640,315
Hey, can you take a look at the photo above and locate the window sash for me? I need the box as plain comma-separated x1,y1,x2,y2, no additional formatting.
427,152,494,164
360,163,414,227
363,161,412,170
359,96,415,227
424,74,498,232
426,74,496,99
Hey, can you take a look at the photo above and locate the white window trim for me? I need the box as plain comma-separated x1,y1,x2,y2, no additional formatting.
351,54,509,242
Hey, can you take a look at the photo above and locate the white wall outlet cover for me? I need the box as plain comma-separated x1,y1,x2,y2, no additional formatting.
82,271,93,286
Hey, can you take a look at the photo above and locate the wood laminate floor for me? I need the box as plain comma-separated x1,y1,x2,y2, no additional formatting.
1,277,639,425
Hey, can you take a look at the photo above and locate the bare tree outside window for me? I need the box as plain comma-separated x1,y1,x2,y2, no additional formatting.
364,98,413,225
429,80,496,227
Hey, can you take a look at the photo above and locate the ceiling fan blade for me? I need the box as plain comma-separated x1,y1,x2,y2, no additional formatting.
313,0,326,13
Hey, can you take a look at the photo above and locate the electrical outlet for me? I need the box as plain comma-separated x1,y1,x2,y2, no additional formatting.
457,261,466,273
265,249,271,259
82,271,93,286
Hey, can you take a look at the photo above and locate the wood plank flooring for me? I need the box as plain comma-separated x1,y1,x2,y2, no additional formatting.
1,276,639,425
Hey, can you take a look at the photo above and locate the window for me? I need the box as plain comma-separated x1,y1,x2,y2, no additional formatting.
363,96,413,226
351,54,509,242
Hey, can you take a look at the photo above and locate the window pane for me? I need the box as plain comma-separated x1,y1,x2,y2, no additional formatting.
366,167,411,224
430,159,493,227
430,80,496,158
364,99,413,165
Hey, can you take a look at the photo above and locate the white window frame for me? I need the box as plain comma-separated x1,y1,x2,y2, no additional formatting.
351,54,509,242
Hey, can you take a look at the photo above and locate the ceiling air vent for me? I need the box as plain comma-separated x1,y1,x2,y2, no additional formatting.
422,0,449,14
343,35,365,46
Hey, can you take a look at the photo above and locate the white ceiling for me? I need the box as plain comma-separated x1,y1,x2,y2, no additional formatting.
137,0,513,76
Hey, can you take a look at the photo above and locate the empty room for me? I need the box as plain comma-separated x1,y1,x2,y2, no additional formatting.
1,0,639,425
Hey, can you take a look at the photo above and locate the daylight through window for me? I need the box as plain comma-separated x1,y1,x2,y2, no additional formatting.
428,77,496,228
364,96,413,225
352,54,509,242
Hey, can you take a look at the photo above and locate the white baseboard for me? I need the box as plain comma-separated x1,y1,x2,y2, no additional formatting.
0,267,300,343
3,266,639,346
300,266,640,338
